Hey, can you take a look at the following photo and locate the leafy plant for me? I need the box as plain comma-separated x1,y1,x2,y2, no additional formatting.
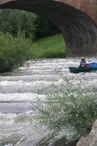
0,32,32,72
37,78,97,140
0,9,36,39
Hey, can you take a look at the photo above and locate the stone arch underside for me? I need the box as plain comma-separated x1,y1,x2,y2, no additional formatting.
0,0,97,56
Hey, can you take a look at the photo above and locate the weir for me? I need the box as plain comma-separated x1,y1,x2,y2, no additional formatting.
0,103,34,113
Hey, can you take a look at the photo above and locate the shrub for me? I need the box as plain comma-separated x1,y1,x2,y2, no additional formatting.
37,78,97,140
0,32,32,72
0,9,36,39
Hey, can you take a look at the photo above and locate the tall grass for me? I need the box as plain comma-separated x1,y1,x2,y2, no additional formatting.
0,32,32,72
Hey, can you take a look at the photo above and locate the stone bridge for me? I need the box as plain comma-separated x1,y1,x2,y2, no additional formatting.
0,0,97,56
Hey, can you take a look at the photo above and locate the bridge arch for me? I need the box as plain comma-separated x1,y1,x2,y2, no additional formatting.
0,0,97,56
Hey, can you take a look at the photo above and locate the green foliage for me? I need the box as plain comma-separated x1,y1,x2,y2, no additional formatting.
0,32,32,72
0,9,36,39
29,34,65,58
0,33,65,72
37,78,97,140
0,10,60,40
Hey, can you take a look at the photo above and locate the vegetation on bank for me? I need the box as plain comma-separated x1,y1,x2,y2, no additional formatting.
0,9,64,72
29,34,65,58
0,9,60,39
37,79,97,141
0,33,65,72
0,32,32,72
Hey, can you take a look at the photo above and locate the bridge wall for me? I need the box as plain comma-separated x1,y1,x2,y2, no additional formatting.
0,0,97,56
56,0,97,25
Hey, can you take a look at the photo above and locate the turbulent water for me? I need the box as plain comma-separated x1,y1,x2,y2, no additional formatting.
0,57,97,145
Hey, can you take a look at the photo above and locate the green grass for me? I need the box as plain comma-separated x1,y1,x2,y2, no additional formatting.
29,34,66,58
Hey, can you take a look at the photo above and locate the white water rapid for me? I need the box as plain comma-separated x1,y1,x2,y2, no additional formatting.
0,57,97,145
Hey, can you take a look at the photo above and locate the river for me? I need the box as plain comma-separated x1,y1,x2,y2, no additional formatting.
0,57,97,145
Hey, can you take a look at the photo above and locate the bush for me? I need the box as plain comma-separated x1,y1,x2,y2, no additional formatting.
37,78,97,140
0,10,60,40
0,32,32,72
0,9,36,39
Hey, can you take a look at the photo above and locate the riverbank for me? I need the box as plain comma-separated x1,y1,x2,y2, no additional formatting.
0,33,65,73
28,34,65,59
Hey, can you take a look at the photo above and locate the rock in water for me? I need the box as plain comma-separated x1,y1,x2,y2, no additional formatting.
76,120,97,146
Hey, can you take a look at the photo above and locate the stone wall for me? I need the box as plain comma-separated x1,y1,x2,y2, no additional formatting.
76,120,97,146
